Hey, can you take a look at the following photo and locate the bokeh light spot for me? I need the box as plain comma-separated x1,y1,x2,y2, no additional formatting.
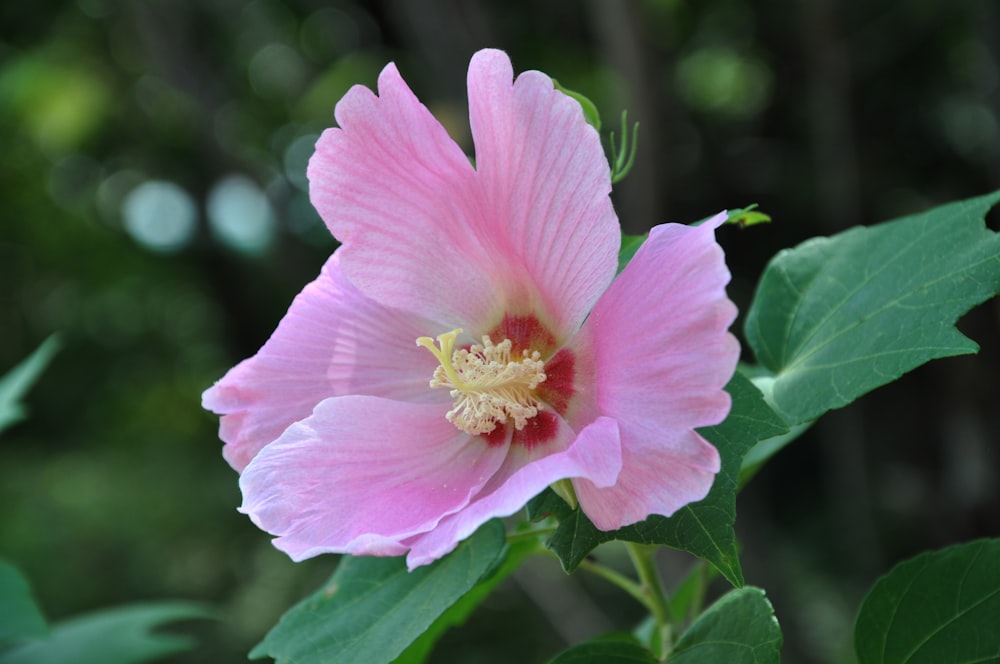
207,174,276,255
248,43,306,99
676,47,773,118
122,180,197,253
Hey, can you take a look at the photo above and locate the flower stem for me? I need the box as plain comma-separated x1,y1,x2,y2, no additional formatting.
505,523,557,544
688,561,708,622
625,542,672,659
576,558,651,611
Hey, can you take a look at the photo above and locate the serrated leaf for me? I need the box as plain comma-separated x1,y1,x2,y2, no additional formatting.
745,190,1000,425
251,520,506,664
547,635,656,664
0,336,59,436
528,372,787,587
0,561,48,646
854,538,1000,664
0,602,211,664
670,587,782,663
392,536,537,664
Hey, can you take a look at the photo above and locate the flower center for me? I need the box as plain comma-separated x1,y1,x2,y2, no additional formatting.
416,328,547,435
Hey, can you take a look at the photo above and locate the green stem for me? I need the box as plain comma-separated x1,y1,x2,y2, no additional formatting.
505,524,557,544
576,558,651,612
688,562,708,623
625,543,672,659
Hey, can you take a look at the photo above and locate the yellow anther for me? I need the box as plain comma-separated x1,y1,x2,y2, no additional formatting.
416,329,547,435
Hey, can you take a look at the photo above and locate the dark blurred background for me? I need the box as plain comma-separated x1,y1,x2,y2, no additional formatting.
1,1,998,662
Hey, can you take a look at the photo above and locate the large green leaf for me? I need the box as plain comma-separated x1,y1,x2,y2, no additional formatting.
251,520,506,664
528,372,787,587
854,538,1000,663
745,190,1000,425
670,587,782,663
0,602,211,664
547,635,656,664
0,561,48,646
0,336,59,436
392,536,537,664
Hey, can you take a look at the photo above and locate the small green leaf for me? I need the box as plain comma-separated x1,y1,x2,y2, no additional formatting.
529,372,787,587
392,536,537,664
0,560,48,646
618,234,648,273
854,538,1000,664
0,602,211,664
0,336,59,436
251,520,506,664
745,190,1000,425
726,204,772,228
670,587,782,663
547,634,656,664
552,79,601,130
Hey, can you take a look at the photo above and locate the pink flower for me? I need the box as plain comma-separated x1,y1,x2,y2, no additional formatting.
202,49,739,569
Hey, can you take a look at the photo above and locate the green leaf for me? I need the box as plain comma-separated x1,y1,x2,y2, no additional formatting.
745,190,1000,425
528,372,788,587
725,204,772,228
618,234,648,273
552,79,601,130
670,587,782,663
547,634,656,664
0,602,211,664
0,561,48,646
392,535,537,664
0,336,59,436
251,520,506,664
854,538,1000,664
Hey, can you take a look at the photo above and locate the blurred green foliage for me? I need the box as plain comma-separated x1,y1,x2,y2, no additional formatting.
1,1,998,662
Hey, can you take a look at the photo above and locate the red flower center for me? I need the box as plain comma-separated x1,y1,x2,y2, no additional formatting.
417,314,576,448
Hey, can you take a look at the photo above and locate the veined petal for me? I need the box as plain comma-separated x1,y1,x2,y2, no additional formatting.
239,397,508,561
308,61,503,328
575,428,719,531
572,214,740,528
202,251,443,472
405,415,622,568
468,49,620,339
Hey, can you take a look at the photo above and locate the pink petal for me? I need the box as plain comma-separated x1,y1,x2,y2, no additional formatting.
308,61,503,328
239,396,508,561
467,49,620,339
202,251,443,472
405,415,622,568
308,49,620,341
572,214,740,528
575,429,720,531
